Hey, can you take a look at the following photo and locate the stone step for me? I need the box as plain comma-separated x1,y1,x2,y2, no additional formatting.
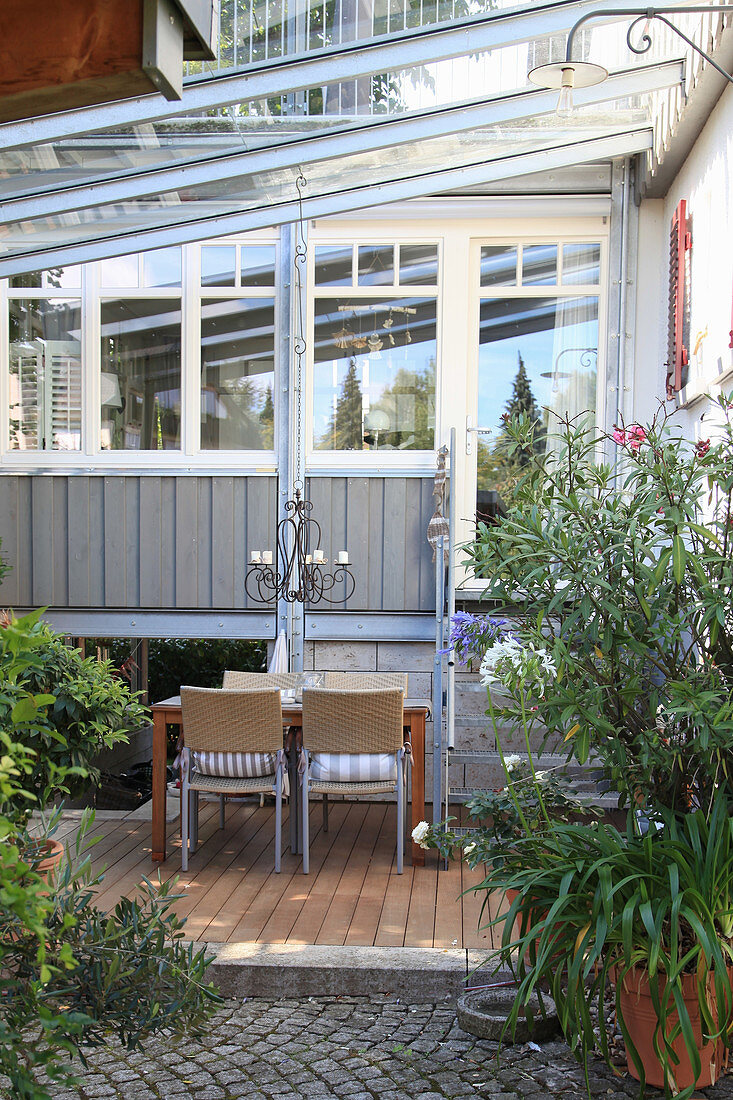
209,943,496,999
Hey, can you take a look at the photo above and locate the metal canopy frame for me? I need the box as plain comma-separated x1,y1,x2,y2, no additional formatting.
0,128,652,277
0,0,653,150
0,60,682,225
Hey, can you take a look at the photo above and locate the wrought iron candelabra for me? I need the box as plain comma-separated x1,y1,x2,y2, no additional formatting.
246,489,355,605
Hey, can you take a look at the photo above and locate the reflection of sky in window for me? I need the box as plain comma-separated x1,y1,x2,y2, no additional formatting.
478,297,598,435
141,247,181,288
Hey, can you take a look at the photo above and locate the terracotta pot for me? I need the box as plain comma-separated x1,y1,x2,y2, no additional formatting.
617,966,731,1091
26,838,64,882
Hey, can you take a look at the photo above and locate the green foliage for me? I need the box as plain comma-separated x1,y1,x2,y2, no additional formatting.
467,398,733,813
0,813,220,1099
0,601,219,1097
419,759,596,869
484,795,733,1100
0,612,148,819
146,637,266,703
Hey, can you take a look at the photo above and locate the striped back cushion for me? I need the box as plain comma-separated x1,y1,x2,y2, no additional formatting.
193,751,276,778
310,752,397,783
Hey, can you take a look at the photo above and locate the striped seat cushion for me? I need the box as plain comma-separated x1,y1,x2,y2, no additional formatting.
192,750,276,778
309,752,397,783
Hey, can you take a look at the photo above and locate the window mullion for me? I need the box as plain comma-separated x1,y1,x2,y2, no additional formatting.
183,244,200,457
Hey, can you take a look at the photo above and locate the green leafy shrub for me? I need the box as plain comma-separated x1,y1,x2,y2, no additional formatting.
1,815,219,1099
467,399,733,813
0,608,219,1098
0,611,148,819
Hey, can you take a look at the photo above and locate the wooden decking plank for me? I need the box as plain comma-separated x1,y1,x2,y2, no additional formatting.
373,856,415,948
462,861,495,949
178,805,298,940
433,852,466,949
404,852,439,947
90,802,219,911
315,804,388,946
230,802,353,943
258,802,351,944
192,805,305,942
287,803,366,945
344,804,402,946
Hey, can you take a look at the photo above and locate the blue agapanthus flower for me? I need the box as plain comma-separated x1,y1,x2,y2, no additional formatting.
449,612,511,665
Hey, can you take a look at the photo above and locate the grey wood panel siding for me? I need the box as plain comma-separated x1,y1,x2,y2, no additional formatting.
305,477,434,612
0,476,277,611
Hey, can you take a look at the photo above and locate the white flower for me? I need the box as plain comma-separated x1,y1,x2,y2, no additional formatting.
463,842,476,856
534,770,549,783
411,820,431,848
504,754,522,772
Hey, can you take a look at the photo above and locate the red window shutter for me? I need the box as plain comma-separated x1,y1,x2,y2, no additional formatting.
666,199,691,398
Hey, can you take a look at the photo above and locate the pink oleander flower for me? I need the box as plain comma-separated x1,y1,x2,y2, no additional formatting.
612,427,626,446
628,424,647,452
696,438,711,458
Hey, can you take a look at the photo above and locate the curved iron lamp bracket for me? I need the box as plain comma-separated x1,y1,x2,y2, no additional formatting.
565,5,733,85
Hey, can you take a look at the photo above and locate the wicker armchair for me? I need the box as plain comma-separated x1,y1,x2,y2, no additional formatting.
222,670,299,691
300,687,407,874
179,687,287,873
323,672,408,692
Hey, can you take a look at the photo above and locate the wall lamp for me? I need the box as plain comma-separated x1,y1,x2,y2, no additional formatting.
529,4,733,115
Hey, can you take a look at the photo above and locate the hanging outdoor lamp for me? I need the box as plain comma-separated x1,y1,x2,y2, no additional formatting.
246,173,356,607
528,4,733,114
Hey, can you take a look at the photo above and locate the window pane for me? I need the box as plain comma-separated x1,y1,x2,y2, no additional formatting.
476,295,598,516
202,245,236,287
201,298,275,450
100,299,182,450
313,296,436,451
358,245,394,286
10,266,81,290
100,254,139,288
480,246,517,287
8,298,82,451
399,244,438,285
241,245,276,287
141,247,182,288
562,243,601,285
521,244,557,286
314,246,352,286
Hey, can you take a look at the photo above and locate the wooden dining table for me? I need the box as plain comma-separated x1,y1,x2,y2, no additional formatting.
150,695,430,867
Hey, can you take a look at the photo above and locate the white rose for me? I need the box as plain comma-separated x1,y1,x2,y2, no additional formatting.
411,821,431,848
463,842,476,856
504,754,522,772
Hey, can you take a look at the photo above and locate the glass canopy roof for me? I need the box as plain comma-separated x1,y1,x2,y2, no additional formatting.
0,0,722,274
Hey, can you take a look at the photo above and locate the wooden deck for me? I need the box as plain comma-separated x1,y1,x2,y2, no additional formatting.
54,801,502,950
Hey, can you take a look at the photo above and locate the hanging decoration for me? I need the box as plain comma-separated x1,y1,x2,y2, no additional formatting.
246,172,356,606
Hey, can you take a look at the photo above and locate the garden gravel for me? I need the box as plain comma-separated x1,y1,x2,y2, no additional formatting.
9,995,733,1100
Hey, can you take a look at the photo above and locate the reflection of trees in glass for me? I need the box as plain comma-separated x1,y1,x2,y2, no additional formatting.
324,357,364,450
477,353,546,498
259,386,275,448
367,364,435,450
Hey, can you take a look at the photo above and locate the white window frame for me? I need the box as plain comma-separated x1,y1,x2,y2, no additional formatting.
0,231,280,473
306,223,443,475
457,219,610,587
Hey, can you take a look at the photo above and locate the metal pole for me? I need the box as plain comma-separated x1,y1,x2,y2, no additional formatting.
446,427,457,751
432,535,445,826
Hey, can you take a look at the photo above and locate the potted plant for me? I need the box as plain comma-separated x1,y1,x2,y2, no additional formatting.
484,796,733,1099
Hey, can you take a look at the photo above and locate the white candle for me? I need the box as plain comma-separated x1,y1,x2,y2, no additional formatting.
262,551,273,565
338,550,350,564
250,550,261,564
314,549,326,563
305,554,312,564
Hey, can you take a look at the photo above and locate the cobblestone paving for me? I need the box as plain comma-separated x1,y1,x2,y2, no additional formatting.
12,996,733,1100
